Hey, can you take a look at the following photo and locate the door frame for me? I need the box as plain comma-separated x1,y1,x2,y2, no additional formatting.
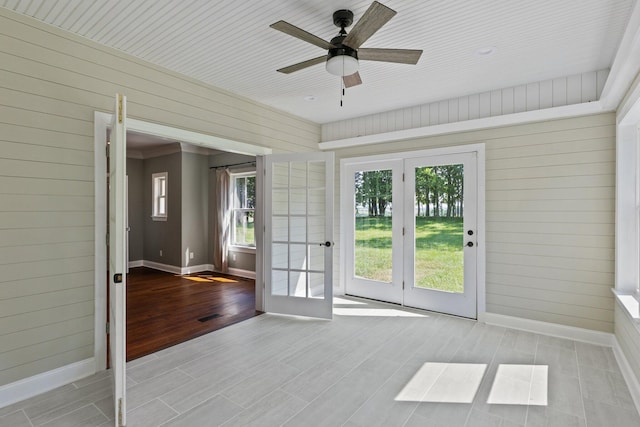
339,143,486,317
93,112,271,370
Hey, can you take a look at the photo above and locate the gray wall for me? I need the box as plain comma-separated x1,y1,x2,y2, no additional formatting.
182,152,209,267
127,157,144,262
143,152,182,266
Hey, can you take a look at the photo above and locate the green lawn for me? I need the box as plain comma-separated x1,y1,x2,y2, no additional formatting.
355,216,464,293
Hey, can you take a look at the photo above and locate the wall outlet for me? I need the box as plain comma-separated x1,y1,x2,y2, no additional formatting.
159,250,163,257
190,252,194,259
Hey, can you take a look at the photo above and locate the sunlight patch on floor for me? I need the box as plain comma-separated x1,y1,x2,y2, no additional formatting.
487,364,548,406
183,276,238,283
334,307,428,317
396,363,486,403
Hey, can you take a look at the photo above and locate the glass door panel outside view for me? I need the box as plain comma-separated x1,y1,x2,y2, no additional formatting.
354,165,464,293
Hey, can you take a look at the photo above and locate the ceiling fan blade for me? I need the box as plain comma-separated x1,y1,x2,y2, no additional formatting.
358,48,423,64
270,20,334,50
342,1,396,49
276,55,327,74
343,72,362,88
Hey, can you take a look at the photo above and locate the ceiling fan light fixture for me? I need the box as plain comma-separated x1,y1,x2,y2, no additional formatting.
326,45,359,76
326,54,359,76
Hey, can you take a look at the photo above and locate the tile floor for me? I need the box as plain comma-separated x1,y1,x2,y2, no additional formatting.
1,297,639,426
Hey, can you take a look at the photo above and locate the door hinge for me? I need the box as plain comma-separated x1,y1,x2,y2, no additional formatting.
118,398,123,426
402,281,405,290
106,232,109,245
105,322,109,334
402,227,405,236
117,94,123,124
402,173,405,182
106,144,110,158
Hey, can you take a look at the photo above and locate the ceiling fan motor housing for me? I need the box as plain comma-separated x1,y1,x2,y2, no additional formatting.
333,9,354,29
327,35,359,62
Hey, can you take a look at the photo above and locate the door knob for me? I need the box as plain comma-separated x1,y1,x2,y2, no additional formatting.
466,242,474,247
320,241,332,247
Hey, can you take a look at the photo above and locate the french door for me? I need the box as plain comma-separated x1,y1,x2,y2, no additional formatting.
343,149,480,319
108,94,127,426
264,152,334,319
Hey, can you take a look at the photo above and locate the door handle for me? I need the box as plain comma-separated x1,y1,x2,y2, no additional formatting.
465,242,474,247
320,241,332,247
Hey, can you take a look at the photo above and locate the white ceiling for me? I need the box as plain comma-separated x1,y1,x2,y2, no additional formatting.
1,0,634,124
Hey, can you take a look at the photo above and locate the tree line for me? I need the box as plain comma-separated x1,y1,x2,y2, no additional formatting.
354,165,464,218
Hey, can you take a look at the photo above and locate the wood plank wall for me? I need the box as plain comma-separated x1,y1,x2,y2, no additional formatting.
322,70,608,142
0,8,319,387
334,113,615,332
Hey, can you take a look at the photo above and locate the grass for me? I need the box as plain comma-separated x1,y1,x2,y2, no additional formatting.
355,216,464,293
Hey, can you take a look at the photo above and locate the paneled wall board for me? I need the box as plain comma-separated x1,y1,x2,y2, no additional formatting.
0,7,320,388
334,113,616,332
322,70,609,142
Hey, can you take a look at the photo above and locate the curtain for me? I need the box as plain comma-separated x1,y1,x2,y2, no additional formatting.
213,168,231,273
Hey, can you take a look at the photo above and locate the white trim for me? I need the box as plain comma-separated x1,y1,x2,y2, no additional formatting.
229,245,257,254
613,337,640,415
127,260,255,279
599,0,640,111
479,312,614,347
227,267,256,280
0,358,95,409
339,143,486,318
93,112,108,372
319,102,605,150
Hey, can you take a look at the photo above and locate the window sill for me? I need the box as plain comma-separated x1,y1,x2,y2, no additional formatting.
229,245,256,254
613,289,640,333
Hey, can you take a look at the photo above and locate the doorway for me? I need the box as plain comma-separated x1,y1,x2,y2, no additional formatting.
94,112,272,371
341,145,485,319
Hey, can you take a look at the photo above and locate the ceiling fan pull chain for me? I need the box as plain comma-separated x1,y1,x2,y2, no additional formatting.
340,80,345,107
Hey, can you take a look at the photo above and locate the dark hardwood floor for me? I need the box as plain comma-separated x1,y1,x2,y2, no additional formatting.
126,267,260,361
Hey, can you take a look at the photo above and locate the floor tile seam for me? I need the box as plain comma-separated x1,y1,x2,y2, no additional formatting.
35,402,96,427
571,339,589,423
339,352,424,427
91,400,111,423
150,397,180,420
276,353,387,427
465,324,506,424
26,386,112,425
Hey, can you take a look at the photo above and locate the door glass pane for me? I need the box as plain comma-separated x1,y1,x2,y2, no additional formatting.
309,273,324,299
414,164,464,293
290,161,307,187
354,169,393,283
289,271,307,297
272,270,288,295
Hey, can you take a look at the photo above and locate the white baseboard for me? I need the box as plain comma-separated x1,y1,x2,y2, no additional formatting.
613,337,640,415
128,261,256,279
227,267,256,279
0,358,95,409
129,260,214,275
479,312,614,347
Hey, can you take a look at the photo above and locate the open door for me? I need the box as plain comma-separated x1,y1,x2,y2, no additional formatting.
264,152,334,319
108,94,127,426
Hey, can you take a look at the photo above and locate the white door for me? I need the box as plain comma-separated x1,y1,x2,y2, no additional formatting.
403,152,477,318
264,152,334,319
343,160,404,304
343,149,479,319
108,93,127,426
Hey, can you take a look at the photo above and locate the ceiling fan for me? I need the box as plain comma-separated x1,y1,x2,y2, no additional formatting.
270,1,423,88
